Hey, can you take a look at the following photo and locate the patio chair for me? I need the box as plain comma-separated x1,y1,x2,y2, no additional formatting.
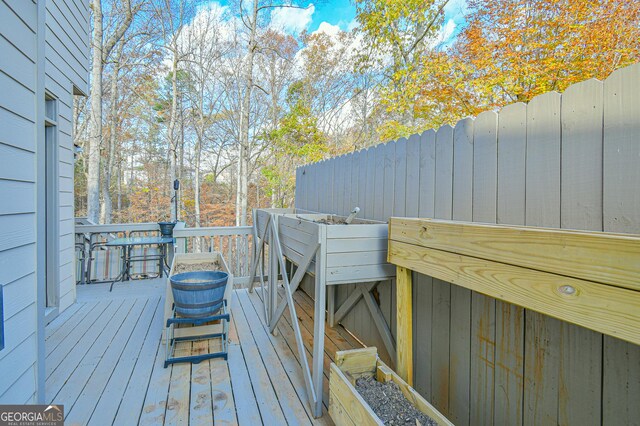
75,242,86,285
127,230,163,280
87,234,124,283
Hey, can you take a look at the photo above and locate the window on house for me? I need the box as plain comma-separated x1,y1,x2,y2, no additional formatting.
44,94,59,308
45,95,57,124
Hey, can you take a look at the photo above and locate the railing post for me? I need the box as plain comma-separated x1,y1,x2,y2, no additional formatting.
396,265,413,386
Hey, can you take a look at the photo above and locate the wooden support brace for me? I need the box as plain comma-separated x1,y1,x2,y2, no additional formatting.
396,266,413,386
269,242,319,333
327,286,336,327
248,213,270,292
362,287,396,367
268,219,318,410
333,282,378,324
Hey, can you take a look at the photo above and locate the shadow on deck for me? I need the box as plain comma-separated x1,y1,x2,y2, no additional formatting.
45,279,362,425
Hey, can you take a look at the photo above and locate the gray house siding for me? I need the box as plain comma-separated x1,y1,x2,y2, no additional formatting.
0,0,39,404
0,0,88,403
45,0,89,312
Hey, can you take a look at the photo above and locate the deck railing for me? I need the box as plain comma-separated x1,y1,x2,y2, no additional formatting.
173,226,254,286
74,221,254,287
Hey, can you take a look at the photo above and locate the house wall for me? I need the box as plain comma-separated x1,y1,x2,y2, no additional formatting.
295,63,640,426
0,0,88,403
45,0,89,311
0,0,40,404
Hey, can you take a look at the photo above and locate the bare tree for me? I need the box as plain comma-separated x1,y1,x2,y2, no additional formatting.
87,0,142,223
235,0,312,225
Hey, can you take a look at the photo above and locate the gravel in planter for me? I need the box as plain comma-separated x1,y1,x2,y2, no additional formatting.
314,217,347,225
355,376,437,426
172,261,222,275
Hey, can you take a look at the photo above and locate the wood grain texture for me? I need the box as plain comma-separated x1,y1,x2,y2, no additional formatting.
389,218,640,291
388,240,640,345
495,101,527,426
523,91,562,426
395,266,413,385
470,110,498,426
449,116,474,426
559,77,605,426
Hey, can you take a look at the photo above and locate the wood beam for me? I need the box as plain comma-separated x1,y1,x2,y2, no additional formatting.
396,265,413,385
390,217,640,291
389,239,640,346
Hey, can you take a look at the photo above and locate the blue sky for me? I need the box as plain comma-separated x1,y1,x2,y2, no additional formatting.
310,0,469,47
310,0,468,42
309,0,356,32
211,0,468,46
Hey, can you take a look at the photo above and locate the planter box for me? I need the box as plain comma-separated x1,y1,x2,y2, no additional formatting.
329,347,452,426
277,213,395,285
254,208,296,240
162,252,233,341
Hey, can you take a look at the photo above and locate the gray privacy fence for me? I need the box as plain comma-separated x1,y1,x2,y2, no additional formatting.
294,63,639,426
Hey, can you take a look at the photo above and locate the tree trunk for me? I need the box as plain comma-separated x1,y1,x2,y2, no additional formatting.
194,130,202,252
236,0,258,226
87,0,135,223
168,49,179,221
100,44,121,224
87,0,104,223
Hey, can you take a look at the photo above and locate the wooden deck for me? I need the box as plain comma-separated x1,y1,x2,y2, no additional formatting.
45,278,362,425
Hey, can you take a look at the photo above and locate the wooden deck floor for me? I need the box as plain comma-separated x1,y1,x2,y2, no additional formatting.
45,279,361,425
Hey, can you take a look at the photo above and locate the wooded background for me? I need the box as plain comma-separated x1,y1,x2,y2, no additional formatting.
74,0,639,228
295,63,640,426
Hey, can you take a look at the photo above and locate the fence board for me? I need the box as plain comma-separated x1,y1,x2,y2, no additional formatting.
559,77,604,426
523,91,562,426
365,148,376,220
394,138,407,216
378,143,396,355
602,63,640,426
373,145,385,221
495,102,527,426
414,129,437,399
334,156,343,217
470,110,498,426
449,117,474,425
430,125,454,414
405,134,420,217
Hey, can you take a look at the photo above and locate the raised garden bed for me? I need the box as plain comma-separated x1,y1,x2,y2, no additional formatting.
254,208,296,240
276,213,395,285
329,347,452,426
163,252,233,341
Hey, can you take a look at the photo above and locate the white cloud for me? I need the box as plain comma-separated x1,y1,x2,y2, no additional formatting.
314,22,341,37
346,18,359,32
270,4,315,34
440,19,457,43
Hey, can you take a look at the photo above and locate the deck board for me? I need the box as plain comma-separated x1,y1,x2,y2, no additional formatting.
45,278,353,425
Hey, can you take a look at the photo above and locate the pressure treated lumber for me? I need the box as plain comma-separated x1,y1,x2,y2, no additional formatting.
329,347,452,426
389,217,640,291
395,266,413,385
388,239,640,345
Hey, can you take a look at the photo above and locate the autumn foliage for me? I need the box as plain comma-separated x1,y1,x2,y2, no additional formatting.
360,0,640,139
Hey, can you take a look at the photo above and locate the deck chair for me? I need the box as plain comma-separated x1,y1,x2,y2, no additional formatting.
87,234,124,283
164,272,232,368
127,230,163,280
75,242,86,285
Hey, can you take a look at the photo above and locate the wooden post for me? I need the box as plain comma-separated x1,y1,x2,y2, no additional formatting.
396,266,413,386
